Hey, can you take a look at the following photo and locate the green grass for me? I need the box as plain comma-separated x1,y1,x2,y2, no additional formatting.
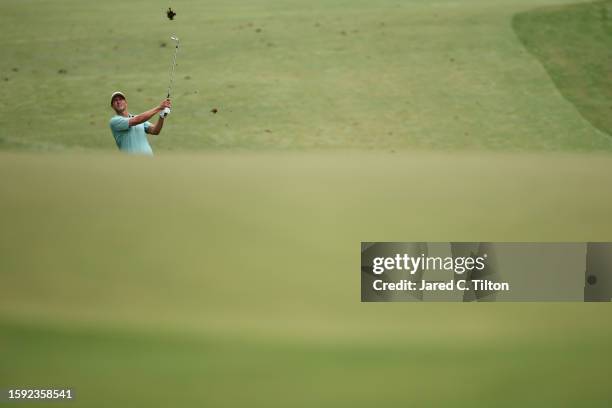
2,151,612,406
3,0,612,406
1,0,611,152
514,0,612,141
2,317,611,408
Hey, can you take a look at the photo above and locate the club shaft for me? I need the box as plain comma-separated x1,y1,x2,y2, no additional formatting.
167,41,179,98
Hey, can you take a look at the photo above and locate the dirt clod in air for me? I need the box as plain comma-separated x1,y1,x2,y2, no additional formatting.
166,8,176,20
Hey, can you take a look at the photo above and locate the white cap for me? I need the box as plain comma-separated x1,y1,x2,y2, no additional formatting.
110,91,126,105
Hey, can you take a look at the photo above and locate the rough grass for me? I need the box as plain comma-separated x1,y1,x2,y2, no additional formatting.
513,0,612,140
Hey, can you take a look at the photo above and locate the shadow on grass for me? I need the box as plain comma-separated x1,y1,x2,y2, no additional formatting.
513,0,612,138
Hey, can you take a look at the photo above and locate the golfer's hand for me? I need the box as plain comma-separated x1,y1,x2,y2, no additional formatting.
159,99,172,111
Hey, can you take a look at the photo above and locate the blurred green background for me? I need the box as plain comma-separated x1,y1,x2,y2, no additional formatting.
1,0,612,406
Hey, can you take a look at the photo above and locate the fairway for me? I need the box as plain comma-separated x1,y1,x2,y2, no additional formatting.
2,0,612,406
0,0,611,151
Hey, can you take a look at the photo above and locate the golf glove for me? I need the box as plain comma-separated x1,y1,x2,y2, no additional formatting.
160,107,171,118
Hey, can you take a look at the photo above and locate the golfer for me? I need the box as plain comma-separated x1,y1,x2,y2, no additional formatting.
109,91,172,155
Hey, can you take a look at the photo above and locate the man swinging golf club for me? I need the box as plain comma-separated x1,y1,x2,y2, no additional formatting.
109,35,180,155
109,93,171,155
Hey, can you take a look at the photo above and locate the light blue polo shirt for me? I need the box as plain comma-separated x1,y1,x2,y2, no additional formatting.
109,114,153,155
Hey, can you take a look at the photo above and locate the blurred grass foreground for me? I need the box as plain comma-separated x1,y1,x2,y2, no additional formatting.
1,151,612,406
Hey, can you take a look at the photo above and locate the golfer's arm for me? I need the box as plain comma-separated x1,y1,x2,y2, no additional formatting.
128,107,161,127
147,118,165,135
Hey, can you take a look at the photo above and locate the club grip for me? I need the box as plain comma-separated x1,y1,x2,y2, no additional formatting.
160,107,171,118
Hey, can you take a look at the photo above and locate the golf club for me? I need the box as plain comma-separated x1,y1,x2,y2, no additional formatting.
160,34,180,118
